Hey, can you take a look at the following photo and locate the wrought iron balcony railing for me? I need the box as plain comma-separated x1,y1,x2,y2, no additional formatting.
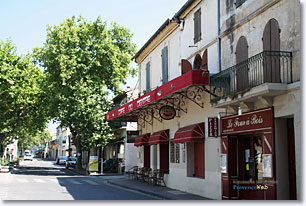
210,51,292,103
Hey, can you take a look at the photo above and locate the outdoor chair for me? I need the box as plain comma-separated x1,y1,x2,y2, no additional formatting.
150,169,166,186
136,167,145,180
143,167,152,182
126,166,138,179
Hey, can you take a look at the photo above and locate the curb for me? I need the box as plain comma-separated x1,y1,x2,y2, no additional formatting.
107,180,171,200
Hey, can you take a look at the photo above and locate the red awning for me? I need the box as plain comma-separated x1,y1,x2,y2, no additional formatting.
148,129,169,145
174,122,205,143
134,133,150,147
106,69,209,122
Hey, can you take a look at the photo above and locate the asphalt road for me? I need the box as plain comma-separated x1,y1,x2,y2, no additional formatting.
0,158,160,200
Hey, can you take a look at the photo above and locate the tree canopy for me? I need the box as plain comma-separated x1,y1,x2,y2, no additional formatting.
34,16,137,168
0,40,49,146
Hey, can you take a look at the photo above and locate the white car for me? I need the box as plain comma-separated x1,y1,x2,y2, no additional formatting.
24,154,33,161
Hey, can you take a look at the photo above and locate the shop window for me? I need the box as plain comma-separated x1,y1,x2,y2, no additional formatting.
194,8,201,44
170,140,180,163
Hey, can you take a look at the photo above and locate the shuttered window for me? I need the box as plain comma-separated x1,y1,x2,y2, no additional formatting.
146,62,150,93
161,46,168,84
236,0,246,8
194,8,201,44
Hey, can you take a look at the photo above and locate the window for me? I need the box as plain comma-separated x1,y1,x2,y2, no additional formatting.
145,61,150,93
236,0,246,8
161,46,168,84
170,140,180,163
194,8,201,44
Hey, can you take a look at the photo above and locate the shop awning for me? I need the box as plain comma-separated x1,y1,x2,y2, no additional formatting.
106,69,209,123
148,129,169,145
134,133,150,147
174,122,205,143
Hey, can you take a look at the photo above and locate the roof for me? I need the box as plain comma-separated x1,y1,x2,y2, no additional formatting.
173,0,196,21
132,19,170,61
133,0,197,62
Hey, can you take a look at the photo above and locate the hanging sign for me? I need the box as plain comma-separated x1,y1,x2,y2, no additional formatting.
159,105,176,120
208,117,219,137
127,131,139,143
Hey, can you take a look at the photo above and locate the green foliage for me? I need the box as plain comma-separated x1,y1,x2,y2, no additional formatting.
0,158,9,166
0,39,49,145
19,130,52,149
34,16,137,151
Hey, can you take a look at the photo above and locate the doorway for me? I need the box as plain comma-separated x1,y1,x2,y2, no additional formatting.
228,134,265,199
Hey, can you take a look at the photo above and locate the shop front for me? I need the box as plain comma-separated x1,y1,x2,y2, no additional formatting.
220,107,276,200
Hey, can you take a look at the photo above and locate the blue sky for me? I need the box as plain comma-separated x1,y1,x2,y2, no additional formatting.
0,0,188,133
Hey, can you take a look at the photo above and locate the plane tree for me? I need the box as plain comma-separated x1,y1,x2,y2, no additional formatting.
34,16,136,169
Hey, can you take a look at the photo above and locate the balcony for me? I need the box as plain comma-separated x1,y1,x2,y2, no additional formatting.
210,51,293,107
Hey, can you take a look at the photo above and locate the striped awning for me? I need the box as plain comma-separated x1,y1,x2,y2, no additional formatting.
174,122,205,143
148,129,169,145
134,133,150,147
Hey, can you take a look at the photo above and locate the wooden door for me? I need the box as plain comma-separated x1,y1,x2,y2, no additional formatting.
263,19,280,83
287,118,297,200
194,141,205,178
144,146,150,168
228,136,239,199
160,144,169,172
236,36,249,92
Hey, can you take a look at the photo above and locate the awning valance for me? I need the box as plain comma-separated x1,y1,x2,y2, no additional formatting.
148,129,169,145
174,122,205,143
134,133,150,147
106,69,209,122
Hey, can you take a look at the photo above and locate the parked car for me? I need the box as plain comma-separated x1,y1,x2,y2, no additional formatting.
65,157,77,169
56,156,68,165
24,154,33,161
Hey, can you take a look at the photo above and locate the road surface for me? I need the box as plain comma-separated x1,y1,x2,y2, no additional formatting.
0,158,160,200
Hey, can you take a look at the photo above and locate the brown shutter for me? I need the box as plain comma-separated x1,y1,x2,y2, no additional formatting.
181,59,192,74
202,49,208,70
236,36,248,92
263,19,280,83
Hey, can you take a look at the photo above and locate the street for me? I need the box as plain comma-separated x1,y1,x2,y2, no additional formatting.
0,158,160,200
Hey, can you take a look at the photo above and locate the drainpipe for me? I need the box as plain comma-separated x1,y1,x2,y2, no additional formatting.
217,0,221,73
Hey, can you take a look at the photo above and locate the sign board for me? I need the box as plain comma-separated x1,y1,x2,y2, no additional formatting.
89,156,99,172
208,117,219,137
221,107,274,135
127,131,139,143
159,105,176,120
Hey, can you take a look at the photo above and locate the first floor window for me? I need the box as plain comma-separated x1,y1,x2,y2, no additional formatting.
170,140,180,163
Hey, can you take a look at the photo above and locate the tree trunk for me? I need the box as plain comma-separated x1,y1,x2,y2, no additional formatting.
75,134,82,170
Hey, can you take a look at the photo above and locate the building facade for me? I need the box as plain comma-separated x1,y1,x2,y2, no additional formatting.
209,0,300,200
106,0,300,200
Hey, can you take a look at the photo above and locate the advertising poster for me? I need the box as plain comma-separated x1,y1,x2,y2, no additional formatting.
89,156,99,172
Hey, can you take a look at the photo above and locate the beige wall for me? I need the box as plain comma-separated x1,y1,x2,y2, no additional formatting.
220,0,300,82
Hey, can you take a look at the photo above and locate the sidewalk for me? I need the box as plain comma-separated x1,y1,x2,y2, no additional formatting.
107,176,212,200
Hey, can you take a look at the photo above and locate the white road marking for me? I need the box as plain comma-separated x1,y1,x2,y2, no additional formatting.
33,178,45,183
16,179,29,183
50,179,58,183
82,179,99,185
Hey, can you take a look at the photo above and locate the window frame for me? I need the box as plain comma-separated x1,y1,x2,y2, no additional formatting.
170,139,180,164
193,8,202,44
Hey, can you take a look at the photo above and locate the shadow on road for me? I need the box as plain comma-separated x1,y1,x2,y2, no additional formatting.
56,176,158,200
